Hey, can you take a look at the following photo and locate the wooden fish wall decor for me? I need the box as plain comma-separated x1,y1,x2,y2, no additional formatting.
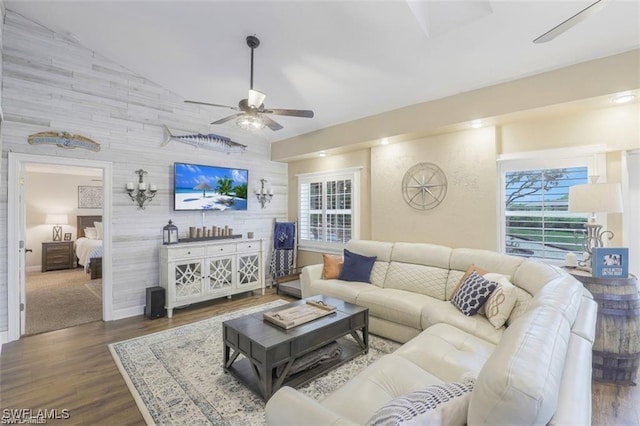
161,124,247,154
28,131,101,152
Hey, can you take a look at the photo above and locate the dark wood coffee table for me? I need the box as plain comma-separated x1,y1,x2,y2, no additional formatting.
222,295,368,400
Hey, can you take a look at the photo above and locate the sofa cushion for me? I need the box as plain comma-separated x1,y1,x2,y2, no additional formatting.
468,306,571,425
450,248,523,280
395,323,495,383
451,271,496,316
322,354,445,425
365,381,473,426
356,288,434,329
420,301,504,345
308,279,376,304
383,262,449,300
322,254,343,279
339,249,377,283
346,239,394,262
390,242,452,269
482,274,517,329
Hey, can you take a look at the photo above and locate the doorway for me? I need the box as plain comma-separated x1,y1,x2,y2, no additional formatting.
23,163,104,334
7,153,113,342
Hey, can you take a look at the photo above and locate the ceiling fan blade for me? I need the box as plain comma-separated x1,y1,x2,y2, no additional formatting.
211,113,244,125
533,0,611,44
185,100,239,111
260,115,284,131
248,89,266,108
262,108,315,118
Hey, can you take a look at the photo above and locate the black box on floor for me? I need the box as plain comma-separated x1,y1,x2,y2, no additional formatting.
145,287,166,319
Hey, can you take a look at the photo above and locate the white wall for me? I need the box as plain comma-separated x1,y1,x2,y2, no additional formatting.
0,10,287,333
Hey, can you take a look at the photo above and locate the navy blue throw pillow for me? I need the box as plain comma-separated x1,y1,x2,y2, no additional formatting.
338,249,377,283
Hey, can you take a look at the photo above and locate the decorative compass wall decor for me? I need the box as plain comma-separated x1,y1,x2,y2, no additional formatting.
402,162,448,210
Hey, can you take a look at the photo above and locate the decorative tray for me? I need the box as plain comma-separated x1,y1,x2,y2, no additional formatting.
263,300,337,329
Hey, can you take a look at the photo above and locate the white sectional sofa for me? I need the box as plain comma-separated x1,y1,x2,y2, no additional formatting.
265,240,598,425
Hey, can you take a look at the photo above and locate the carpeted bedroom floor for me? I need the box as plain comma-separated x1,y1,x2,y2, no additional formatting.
26,268,102,335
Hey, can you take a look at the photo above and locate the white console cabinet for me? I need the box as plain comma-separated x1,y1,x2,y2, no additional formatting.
160,239,263,317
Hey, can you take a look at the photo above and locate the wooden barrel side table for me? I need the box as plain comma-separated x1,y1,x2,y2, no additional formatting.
568,269,640,385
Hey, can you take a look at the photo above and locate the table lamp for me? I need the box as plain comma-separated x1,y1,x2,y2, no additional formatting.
45,214,68,241
568,176,623,265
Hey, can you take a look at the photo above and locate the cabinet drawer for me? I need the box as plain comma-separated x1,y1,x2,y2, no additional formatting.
207,244,236,256
166,246,205,260
47,245,70,254
236,242,260,252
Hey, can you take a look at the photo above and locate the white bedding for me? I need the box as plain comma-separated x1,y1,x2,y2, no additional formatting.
75,237,102,271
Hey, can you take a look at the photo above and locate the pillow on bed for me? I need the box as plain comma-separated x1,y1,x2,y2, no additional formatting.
84,227,98,240
94,222,103,240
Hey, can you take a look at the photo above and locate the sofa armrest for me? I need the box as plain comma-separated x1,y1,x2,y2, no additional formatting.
265,386,357,426
301,264,324,298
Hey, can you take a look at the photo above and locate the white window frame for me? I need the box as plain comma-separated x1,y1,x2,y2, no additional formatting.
297,167,361,253
497,146,606,265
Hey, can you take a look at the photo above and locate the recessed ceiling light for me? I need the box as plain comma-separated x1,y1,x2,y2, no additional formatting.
318,151,328,157
380,138,389,145
471,119,483,129
613,94,636,104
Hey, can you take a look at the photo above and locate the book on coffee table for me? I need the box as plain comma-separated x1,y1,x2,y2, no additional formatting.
263,300,336,329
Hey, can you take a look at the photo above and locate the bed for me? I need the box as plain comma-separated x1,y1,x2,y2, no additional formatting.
76,215,103,280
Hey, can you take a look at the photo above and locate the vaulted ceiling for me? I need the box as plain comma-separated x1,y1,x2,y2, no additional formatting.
6,1,640,145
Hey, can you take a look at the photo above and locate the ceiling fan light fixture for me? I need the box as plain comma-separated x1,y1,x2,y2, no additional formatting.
236,114,265,131
248,89,266,108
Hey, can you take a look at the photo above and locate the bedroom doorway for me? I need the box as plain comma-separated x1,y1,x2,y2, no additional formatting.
23,164,104,335
7,153,113,342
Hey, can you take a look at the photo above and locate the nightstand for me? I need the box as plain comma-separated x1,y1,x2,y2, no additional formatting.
42,241,75,272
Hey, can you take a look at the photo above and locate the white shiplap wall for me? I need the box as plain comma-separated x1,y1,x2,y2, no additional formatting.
0,10,287,332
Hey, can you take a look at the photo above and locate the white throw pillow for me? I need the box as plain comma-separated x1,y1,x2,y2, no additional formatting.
483,274,517,329
94,221,103,240
84,227,98,240
366,381,474,426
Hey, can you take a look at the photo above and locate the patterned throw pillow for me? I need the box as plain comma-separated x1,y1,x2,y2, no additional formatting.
366,381,474,426
450,265,488,297
322,254,343,279
483,275,518,329
451,271,497,316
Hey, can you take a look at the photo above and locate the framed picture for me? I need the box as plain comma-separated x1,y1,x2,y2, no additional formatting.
78,186,103,208
592,247,628,278
64,233,72,241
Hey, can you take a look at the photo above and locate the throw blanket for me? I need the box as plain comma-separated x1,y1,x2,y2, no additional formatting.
276,341,342,378
274,222,295,250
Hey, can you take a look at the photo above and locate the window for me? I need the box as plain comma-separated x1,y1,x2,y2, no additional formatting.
298,168,360,251
498,148,605,263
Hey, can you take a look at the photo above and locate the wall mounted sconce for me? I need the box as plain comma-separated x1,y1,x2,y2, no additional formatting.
255,178,273,208
126,169,157,209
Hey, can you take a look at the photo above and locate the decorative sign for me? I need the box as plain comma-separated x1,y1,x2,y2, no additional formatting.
592,247,629,278
78,186,103,209
28,131,101,152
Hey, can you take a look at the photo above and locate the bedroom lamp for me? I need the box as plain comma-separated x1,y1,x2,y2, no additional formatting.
568,176,623,265
45,214,68,241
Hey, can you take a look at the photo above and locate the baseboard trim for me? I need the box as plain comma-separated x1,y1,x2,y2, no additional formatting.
0,331,8,355
111,305,144,321
26,265,41,273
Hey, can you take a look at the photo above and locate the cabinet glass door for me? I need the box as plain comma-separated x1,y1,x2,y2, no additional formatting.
238,253,260,287
174,261,203,299
207,256,234,292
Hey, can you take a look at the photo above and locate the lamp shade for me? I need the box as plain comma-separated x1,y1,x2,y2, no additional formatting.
45,214,68,225
568,183,623,214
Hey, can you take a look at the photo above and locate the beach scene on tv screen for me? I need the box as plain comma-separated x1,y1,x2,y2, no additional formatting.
175,163,248,211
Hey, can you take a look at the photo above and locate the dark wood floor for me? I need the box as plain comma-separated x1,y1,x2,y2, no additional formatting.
1,288,636,425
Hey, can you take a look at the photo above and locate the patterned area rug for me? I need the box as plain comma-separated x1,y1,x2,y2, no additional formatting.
109,300,400,425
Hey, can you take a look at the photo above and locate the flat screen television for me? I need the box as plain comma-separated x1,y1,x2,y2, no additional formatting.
174,162,249,211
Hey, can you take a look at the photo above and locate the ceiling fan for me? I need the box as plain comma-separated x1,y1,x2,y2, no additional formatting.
533,0,611,43
185,35,314,131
